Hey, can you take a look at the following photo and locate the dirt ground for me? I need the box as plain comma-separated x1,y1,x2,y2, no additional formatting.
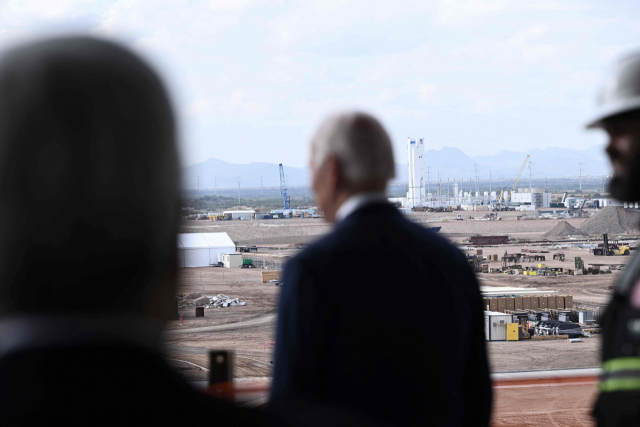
168,213,626,378
491,383,598,427
167,212,631,425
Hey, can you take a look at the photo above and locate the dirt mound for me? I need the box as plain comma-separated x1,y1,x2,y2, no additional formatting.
579,206,640,235
544,221,587,239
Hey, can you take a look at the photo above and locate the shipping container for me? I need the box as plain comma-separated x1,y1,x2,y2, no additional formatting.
484,311,513,341
523,296,531,310
490,298,498,312
515,297,523,310
507,298,515,311
531,297,539,310
483,298,490,311
548,296,557,309
556,296,565,309
564,295,574,309
498,297,507,312
539,296,548,310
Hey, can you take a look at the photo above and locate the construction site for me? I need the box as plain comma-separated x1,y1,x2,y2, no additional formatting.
166,143,640,426
164,201,640,425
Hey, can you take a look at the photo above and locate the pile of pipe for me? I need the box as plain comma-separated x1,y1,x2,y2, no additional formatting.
534,320,583,337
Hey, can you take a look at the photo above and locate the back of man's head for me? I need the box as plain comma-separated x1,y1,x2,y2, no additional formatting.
0,37,180,319
311,111,395,187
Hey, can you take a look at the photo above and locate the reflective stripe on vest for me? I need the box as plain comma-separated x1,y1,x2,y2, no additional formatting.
600,357,640,392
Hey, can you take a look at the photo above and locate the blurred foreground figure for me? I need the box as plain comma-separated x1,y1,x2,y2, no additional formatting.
589,52,640,427
270,112,492,426
0,37,272,425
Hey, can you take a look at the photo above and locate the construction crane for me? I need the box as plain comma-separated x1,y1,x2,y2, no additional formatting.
497,186,506,203
279,163,290,210
505,155,531,202
577,193,588,216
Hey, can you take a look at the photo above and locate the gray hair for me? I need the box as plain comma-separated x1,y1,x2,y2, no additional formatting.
311,111,395,184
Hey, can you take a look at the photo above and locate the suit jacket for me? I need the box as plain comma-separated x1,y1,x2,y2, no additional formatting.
270,203,492,426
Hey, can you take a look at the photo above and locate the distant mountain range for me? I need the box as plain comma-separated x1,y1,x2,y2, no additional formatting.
183,145,611,189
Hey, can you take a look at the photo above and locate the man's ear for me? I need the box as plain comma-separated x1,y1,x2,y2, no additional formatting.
325,155,342,193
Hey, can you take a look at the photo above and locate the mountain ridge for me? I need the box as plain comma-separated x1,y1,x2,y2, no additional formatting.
182,145,610,189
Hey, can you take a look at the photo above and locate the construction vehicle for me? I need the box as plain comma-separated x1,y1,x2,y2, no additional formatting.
593,233,631,256
505,155,531,203
497,186,506,203
214,214,229,221
241,259,255,269
576,193,588,217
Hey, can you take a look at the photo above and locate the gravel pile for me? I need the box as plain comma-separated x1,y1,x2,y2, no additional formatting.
544,221,587,239
578,206,640,235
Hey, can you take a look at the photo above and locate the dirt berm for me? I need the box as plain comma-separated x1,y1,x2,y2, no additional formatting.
579,206,640,235
544,221,587,239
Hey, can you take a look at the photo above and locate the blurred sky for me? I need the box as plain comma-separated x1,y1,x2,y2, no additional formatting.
1,0,639,167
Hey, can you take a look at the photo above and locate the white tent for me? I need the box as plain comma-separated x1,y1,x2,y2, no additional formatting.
177,233,236,268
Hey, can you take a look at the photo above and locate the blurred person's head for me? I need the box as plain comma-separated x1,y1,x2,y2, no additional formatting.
0,37,180,320
588,51,640,202
309,111,395,222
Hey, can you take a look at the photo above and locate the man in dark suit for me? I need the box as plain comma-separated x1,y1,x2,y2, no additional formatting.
270,112,492,426
0,37,275,425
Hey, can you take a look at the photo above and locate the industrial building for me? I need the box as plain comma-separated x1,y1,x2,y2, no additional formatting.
177,232,236,268
563,197,623,209
508,188,552,210
223,210,255,220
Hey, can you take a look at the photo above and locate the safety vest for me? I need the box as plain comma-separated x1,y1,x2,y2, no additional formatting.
600,357,640,393
594,254,640,426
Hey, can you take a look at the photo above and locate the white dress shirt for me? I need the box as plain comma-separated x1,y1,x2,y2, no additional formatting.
334,191,388,223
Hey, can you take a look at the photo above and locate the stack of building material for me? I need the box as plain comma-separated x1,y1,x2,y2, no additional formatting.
261,270,281,283
209,294,246,308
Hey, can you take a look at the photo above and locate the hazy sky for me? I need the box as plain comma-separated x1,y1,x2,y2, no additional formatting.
2,0,639,167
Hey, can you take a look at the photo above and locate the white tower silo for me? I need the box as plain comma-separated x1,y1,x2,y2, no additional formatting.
406,137,425,208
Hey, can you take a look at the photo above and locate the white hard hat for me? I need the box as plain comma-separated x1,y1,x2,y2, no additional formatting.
587,51,640,129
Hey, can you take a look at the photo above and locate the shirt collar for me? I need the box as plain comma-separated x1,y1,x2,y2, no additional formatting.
334,191,388,223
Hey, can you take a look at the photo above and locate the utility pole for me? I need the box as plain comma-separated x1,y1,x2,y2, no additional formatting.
237,177,240,205
579,162,585,191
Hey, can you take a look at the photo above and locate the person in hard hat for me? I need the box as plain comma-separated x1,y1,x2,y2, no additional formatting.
589,52,640,426
270,111,492,426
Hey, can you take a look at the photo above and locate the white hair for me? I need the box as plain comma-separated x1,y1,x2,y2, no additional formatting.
311,111,395,184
